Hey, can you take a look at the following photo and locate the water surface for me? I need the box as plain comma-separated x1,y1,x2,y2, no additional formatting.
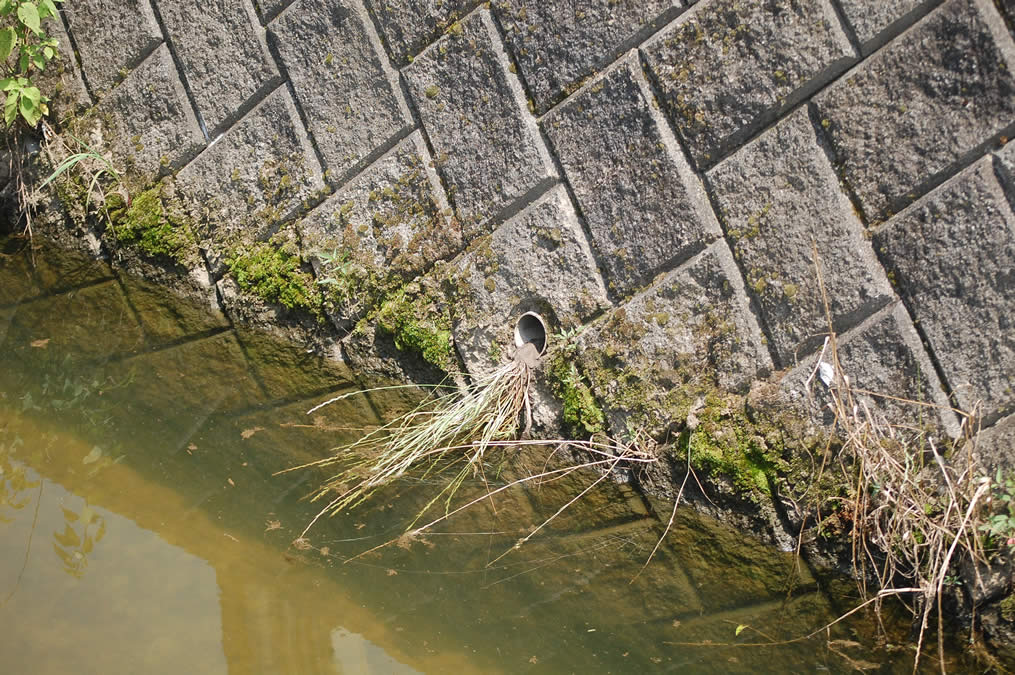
0,238,970,673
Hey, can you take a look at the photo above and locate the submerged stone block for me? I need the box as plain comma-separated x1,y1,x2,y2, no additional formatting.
6,281,144,362
121,331,266,414
814,0,1015,222
157,0,280,135
707,107,893,367
496,0,679,114
403,9,556,225
453,185,609,372
117,257,228,348
782,303,959,437
177,88,323,253
63,0,162,93
665,509,815,613
234,326,356,401
836,0,932,53
642,0,854,168
543,54,721,299
873,157,1015,423
582,241,773,435
268,0,412,181
95,45,205,182
364,0,480,66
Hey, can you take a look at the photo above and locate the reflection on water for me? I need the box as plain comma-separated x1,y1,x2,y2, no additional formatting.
0,238,974,673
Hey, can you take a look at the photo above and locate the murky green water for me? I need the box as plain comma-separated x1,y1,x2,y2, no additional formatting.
0,238,973,673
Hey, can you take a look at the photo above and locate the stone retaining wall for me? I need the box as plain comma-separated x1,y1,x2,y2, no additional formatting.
9,0,1015,525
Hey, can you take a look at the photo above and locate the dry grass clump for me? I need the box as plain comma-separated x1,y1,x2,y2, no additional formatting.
805,333,992,673
282,342,656,546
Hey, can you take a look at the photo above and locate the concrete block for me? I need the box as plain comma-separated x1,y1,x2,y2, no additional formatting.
583,241,773,433
543,54,721,299
364,0,480,66
642,0,854,168
495,0,679,114
814,0,1015,222
873,157,1015,423
975,413,1015,473
95,45,205,182
63,0,162,93
177,88,323,252
781,303,960,437
835,0,932,54
156,0,280,136
252,0,292,22
707,107,893,367
403,9,556,225
996,140,1015,201
299,131,456,323
453,184,609,372
36,10,91,118
268,0,412,180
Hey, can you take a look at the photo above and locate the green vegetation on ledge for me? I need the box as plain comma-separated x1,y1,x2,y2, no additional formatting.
105,186,195,264
225,241,322,316
374,283,455,372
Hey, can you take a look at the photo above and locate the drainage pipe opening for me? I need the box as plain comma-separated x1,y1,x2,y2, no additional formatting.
514,312,547,356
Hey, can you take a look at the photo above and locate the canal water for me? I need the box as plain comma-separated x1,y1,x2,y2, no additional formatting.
0,237,971,673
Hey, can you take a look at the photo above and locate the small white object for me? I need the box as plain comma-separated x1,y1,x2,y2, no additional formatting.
818,361,835,387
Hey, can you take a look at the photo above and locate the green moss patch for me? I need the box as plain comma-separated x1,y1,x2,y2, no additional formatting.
106,187,195,264
374,283,455,372
225,241,322,316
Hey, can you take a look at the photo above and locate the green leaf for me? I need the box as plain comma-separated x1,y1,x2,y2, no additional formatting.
18,50,28,72
40,0,58,19
0,76,15,91
0,26,16,63
3,90,17,126
17,2,40,33
0,0,13,15
735,624,747,636
20,92,41,126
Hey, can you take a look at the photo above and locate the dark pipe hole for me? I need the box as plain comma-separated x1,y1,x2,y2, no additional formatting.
516,313,547,354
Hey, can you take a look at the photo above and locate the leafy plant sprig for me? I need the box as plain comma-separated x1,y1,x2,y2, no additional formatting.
0,0,63,127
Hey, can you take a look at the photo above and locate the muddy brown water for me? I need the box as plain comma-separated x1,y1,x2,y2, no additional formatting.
0,238,974,673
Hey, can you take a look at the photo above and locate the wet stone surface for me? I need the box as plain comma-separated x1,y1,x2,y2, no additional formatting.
641,0,854,168
62,0,162,94
707,106,893,368
94,45,205,182
156,0,280,135
814,0,1015,222
403,9,556,225
496,0,679,114
268,0,412,181
543,54,721,299
873,157,1015,423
